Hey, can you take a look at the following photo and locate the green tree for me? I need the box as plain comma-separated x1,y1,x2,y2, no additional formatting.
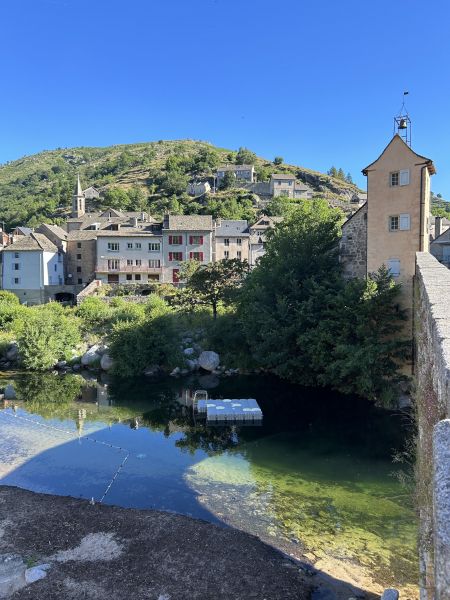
265,194,292,217
16,306,81,371
337,168,345,180
235,147,257,165
102,187,131,210
273,156,284,165
185,259,249,319
219,171,236,190
328,166,338,177
238,203,409,403
346,172,353,184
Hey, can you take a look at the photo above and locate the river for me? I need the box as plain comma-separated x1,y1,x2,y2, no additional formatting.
0,371,417,596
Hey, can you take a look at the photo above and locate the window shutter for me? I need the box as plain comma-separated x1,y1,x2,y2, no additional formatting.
387,259,401,277
200,252,204,261
169,252,173,261
169,236,173,244
189,236,193,244
179,253,183,261
189,252,193,259
400,214,410,230
399,170,410,186
200,236,203,244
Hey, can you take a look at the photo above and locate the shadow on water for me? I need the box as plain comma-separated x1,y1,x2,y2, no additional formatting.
0,370,417,595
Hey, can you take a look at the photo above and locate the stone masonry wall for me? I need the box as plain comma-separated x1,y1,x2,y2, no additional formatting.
340,203,367,278
415,252,450,600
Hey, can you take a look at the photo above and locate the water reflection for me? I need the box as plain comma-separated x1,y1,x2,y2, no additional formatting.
0,371,416,591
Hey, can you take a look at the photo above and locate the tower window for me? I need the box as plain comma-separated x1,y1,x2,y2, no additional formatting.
387,259,401,277
389,216,399,231
390,172,399,186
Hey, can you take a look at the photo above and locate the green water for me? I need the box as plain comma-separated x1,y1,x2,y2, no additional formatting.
0,371,417,589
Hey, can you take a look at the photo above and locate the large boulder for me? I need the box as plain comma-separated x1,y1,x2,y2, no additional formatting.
198,351,220,372
183,347,195,356
81,345,101,367
4,384,16,400
100,354,114,371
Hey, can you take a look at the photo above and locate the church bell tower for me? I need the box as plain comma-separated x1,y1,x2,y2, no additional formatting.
72,174,85,218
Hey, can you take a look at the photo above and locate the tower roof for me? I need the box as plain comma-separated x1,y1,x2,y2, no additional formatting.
74,174,83,197
362,134,436,176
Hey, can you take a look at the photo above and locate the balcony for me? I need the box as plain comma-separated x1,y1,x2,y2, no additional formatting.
96,261,162,274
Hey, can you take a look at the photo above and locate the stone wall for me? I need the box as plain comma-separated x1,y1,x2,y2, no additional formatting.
339,203,367,278
415,252,450,600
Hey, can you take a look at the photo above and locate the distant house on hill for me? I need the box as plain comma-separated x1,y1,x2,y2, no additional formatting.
82,186,101,200
269,174,313,199
216,164,256,185
186,181,211,196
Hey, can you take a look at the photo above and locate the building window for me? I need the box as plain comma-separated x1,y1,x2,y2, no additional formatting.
77,254,81,260
148,259,160,268
108,259,119,270
399,214,411,230
224,238,230,246
135,274,141,281
169,235,183,245
189,235,203,245
148,243,161,251
135,259,142,266
78,278,82,284
237,251,242,259
126,274,132,281
288,181,292,186
389,216,399,231
237,238,242,246
189,252,204,261
77,242,81,249
390,172,399,186
13,278,19,285
127,259,133,266
399,169,410,186
13,263,19,270
135,243,142,250
224,250,229,259
77,266,81,272
14,253,19,259
387,259,401,277
107,242,119,252
127,243,133,249
390,214,410,231
168,252,183,261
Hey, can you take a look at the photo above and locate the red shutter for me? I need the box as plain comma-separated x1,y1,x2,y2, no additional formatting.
189,252,193,260
200,236,203,244
189,236,193,244
169,252,173,261
179,252,183,261
169,236,173,245
200,252,204,261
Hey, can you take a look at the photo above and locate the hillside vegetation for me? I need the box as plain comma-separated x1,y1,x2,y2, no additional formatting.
0,139,362,228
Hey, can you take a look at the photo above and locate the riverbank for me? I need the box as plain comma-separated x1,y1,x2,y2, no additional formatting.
0,486,317,600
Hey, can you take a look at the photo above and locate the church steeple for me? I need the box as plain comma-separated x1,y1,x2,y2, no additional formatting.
72,174,85,218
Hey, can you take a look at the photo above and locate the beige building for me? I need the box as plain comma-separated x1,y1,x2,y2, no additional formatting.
362,134,435,310
269,174,313,199
214,220,249,262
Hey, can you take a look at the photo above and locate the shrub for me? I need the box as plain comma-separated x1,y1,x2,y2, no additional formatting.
16,309,81,370
76,297,112,328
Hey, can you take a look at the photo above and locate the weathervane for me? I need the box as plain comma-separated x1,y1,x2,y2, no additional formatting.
393,91,411,146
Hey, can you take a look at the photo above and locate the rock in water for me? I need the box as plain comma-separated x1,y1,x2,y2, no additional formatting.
100,354,114,371
4,384,16,400
81,345,101,366
0,553,27,597
198,351,220,372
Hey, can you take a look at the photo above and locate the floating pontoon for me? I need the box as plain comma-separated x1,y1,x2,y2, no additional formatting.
193,391,263,424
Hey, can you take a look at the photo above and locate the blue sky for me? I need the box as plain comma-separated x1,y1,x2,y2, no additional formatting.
1,0,449,195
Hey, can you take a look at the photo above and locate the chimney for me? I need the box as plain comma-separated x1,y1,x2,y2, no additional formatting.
436,216,443,239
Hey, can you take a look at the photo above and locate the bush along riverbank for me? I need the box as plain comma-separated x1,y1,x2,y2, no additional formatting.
0,201,411,407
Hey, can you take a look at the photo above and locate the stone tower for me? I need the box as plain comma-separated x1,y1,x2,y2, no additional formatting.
362,134,435,313
72,174,85,218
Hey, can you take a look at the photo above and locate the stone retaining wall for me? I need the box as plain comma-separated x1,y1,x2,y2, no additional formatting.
415,252,450,600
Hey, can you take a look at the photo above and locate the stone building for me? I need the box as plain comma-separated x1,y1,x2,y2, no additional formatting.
214,219,250,262
340,203,367,279
66,230,97,286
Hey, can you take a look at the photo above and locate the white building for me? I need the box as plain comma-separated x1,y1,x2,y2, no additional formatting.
248,215,283,266
186,181,211,196
1,233,64,304
95,230,163,285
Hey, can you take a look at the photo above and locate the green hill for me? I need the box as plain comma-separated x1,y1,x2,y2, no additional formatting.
0,139,362,228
